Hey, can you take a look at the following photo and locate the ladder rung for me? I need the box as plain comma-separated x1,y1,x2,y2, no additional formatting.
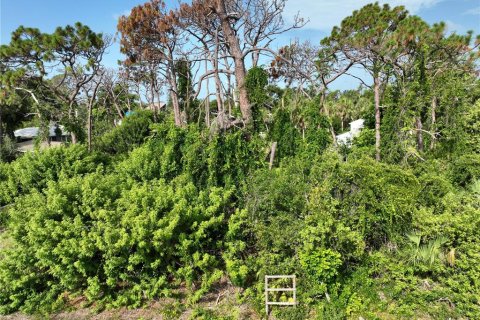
267,301,296,306
266,288,295,292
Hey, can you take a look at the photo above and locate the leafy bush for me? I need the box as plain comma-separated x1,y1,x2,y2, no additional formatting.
0,135,17,162
0,172,234,313
299,248,342,295
450,153,480,187
0,145,107,206
96,110,154,155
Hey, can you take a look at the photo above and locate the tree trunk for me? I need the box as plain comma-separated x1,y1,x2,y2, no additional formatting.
430,96,437,150
223,57,233,118
0,107,3,148
205,60,211,127
233,55,250,124
136,83,143,109
213,29,225,129
320,90,337,145
215,0,251,124
269,141,277,170
168,68,182,127
416,117,424,153
214,70,224,128
252,50,259,67
113,101,124,120
70,132,77,144
68,102,78,144
87,103,92,152
374,75,381,161
87,78,102,152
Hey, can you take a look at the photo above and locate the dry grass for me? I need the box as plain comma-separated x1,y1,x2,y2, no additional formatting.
1,277,261,320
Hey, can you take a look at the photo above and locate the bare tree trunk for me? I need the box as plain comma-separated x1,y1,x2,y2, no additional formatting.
252,50,259,67
149,77,157,122
168,67,182,127
205,60,211,127
136,82,143,109
87,104,92,152
233,57,250,123
416,117,424,153
430,96,437,150
67,101,78,144
70,132,77,144
215,0,251,124
214,72,224,128
112,101,124,120
374,75,381,161
223,57,233,118
0,107,3,148
170,87,181,127
86,76,102,152
214,29,225,128
269,141,277,170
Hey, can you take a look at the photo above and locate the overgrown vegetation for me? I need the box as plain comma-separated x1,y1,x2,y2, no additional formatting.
0,0,479,318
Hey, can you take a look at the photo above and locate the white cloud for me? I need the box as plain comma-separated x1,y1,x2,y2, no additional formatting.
464,6,480,15
284,0,443,31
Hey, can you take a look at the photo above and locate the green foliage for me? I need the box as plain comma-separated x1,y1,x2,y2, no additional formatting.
450,153,480,187
245,66,270,131
176,59,198,123
0,3,479,318
462,99,480,153
0,144,106,207
96,110,153,154
0,135,17,163
0,171,233,312
269,97,331,163
406,233,448,266
308,155,420,248
299,248,342,291
245,66,269,106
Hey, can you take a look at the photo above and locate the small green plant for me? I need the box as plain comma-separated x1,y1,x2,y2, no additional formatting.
162,301,184,320
406,233,448,266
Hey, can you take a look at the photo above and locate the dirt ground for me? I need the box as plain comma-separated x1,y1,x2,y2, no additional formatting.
0,278,261,320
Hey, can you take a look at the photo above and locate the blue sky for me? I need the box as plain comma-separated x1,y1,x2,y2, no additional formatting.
1,0,479,88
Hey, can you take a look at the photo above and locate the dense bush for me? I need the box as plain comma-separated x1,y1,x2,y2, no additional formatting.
0,100,479,319
0,171,234,313
0,145,107,206
96,110,154,155
1,2,479,318
0,136,17,163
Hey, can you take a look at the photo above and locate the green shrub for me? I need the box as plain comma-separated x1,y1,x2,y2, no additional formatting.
96,110,153,155
0,171,234,313
0,145,106,206
450,153,480,187
299,248,342,298
0,135,18,162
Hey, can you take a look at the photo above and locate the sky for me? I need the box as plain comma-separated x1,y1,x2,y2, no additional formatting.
1,0,479,89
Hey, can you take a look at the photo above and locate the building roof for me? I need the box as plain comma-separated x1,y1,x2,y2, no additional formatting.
14,125,68,139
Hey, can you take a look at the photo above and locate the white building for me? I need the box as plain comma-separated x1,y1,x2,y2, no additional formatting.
336,119,365,146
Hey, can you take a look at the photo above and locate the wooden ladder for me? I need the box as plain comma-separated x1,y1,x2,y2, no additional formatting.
265,275,296,317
